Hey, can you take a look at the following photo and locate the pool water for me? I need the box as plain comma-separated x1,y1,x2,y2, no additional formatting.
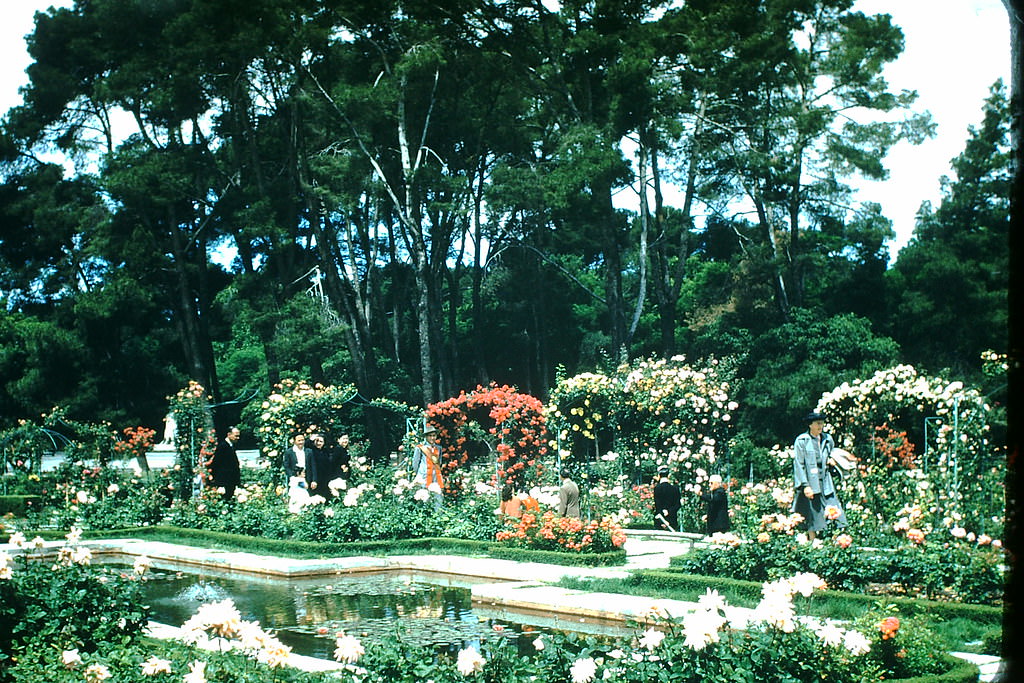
141,568,531,660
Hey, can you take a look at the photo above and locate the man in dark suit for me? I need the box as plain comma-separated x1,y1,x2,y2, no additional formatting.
653,465,681,531
208,426,241,501
283,433,308,481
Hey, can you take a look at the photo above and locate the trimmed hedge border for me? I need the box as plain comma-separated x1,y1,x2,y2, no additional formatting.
87,526,494,558
3,526,627,566
486,545,627,567
891,654,980,683
0,495,41,516
632,570,1003,625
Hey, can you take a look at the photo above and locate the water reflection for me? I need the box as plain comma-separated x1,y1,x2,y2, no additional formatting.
142,569,517,659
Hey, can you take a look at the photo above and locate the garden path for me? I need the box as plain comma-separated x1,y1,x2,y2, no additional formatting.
6,534,1003,680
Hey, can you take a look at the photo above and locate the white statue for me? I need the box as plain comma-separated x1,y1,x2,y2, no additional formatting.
154,412,176,451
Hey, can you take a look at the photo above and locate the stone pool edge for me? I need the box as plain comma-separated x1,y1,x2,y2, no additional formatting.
9,538,1003,680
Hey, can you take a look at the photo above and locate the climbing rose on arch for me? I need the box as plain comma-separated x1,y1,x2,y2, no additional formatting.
426,384,549,491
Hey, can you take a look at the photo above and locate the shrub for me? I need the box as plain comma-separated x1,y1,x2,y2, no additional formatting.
857,609,952,680
494,510,627,554
671,536,1004,606
0,531,149,678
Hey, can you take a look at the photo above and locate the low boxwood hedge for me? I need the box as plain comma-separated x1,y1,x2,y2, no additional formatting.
890,653,980,683
632,569,1002,625
10,525,627,566
486,545,627,567
0,495,41,516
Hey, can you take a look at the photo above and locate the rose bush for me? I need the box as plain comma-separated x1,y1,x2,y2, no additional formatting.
425,384,549,492
494,510,627,554
247,379,359,469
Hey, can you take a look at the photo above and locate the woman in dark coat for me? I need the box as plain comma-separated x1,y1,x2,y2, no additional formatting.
701,474,730,534
652,466,681,531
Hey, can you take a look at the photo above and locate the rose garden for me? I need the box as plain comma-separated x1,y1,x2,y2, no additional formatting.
0,353,1008,682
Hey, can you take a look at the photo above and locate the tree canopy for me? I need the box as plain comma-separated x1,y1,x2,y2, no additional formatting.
0,0,1008,450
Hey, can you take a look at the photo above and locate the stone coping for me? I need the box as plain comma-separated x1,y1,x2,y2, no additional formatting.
4,537,1003,678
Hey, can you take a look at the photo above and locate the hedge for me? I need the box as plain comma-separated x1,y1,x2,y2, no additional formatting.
486,545,627,567
3,525,626,566
890,653,980,683
631,570,1003,625
0,495,41,516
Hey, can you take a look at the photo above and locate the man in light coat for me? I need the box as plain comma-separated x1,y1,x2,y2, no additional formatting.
792,411,846,540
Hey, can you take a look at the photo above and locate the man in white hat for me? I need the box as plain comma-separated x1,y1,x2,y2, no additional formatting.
412,424,443,508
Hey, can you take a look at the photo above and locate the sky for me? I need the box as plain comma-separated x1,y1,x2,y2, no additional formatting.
0,0,1012,257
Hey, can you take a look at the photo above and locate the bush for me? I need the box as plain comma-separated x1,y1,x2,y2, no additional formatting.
486,545,626,567
0,496,41,517
858,610,950,679
671,536,1004,605
0,537,148,679
493,510,627,554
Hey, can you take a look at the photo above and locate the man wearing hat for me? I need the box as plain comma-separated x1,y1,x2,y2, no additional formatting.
653,465,681,531
792,410,847,540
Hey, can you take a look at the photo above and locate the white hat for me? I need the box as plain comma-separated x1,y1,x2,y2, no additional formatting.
830,448,857,471
709,474,723,484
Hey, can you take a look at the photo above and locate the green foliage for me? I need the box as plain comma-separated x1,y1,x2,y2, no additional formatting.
0,0,962,438
669,536,1004,606
856,608,951,680
0,496,41,516
547,357,736,494
7,635,330,683
736,308,900,444
169,382,216,499
486,545,626,567
494,510,628,555
818,363,1001,531
245,379,358,469
887,81,1010,378
0,541,148,677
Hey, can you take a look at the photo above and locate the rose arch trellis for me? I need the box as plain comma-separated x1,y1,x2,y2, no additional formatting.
815,364,999,524
425,384,550,492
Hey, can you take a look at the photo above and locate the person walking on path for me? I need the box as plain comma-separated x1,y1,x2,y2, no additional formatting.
653,466,681,531
557,468,580,518
208,426,241,501
792,411,847,540
700,474,730,534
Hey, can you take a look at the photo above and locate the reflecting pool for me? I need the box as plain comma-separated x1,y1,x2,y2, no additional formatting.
139,566,534,660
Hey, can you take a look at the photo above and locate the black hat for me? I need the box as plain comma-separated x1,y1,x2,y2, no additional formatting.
657,465,669,476
805,411,826,423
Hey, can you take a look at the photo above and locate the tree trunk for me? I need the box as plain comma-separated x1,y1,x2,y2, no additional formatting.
628,129,651,344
